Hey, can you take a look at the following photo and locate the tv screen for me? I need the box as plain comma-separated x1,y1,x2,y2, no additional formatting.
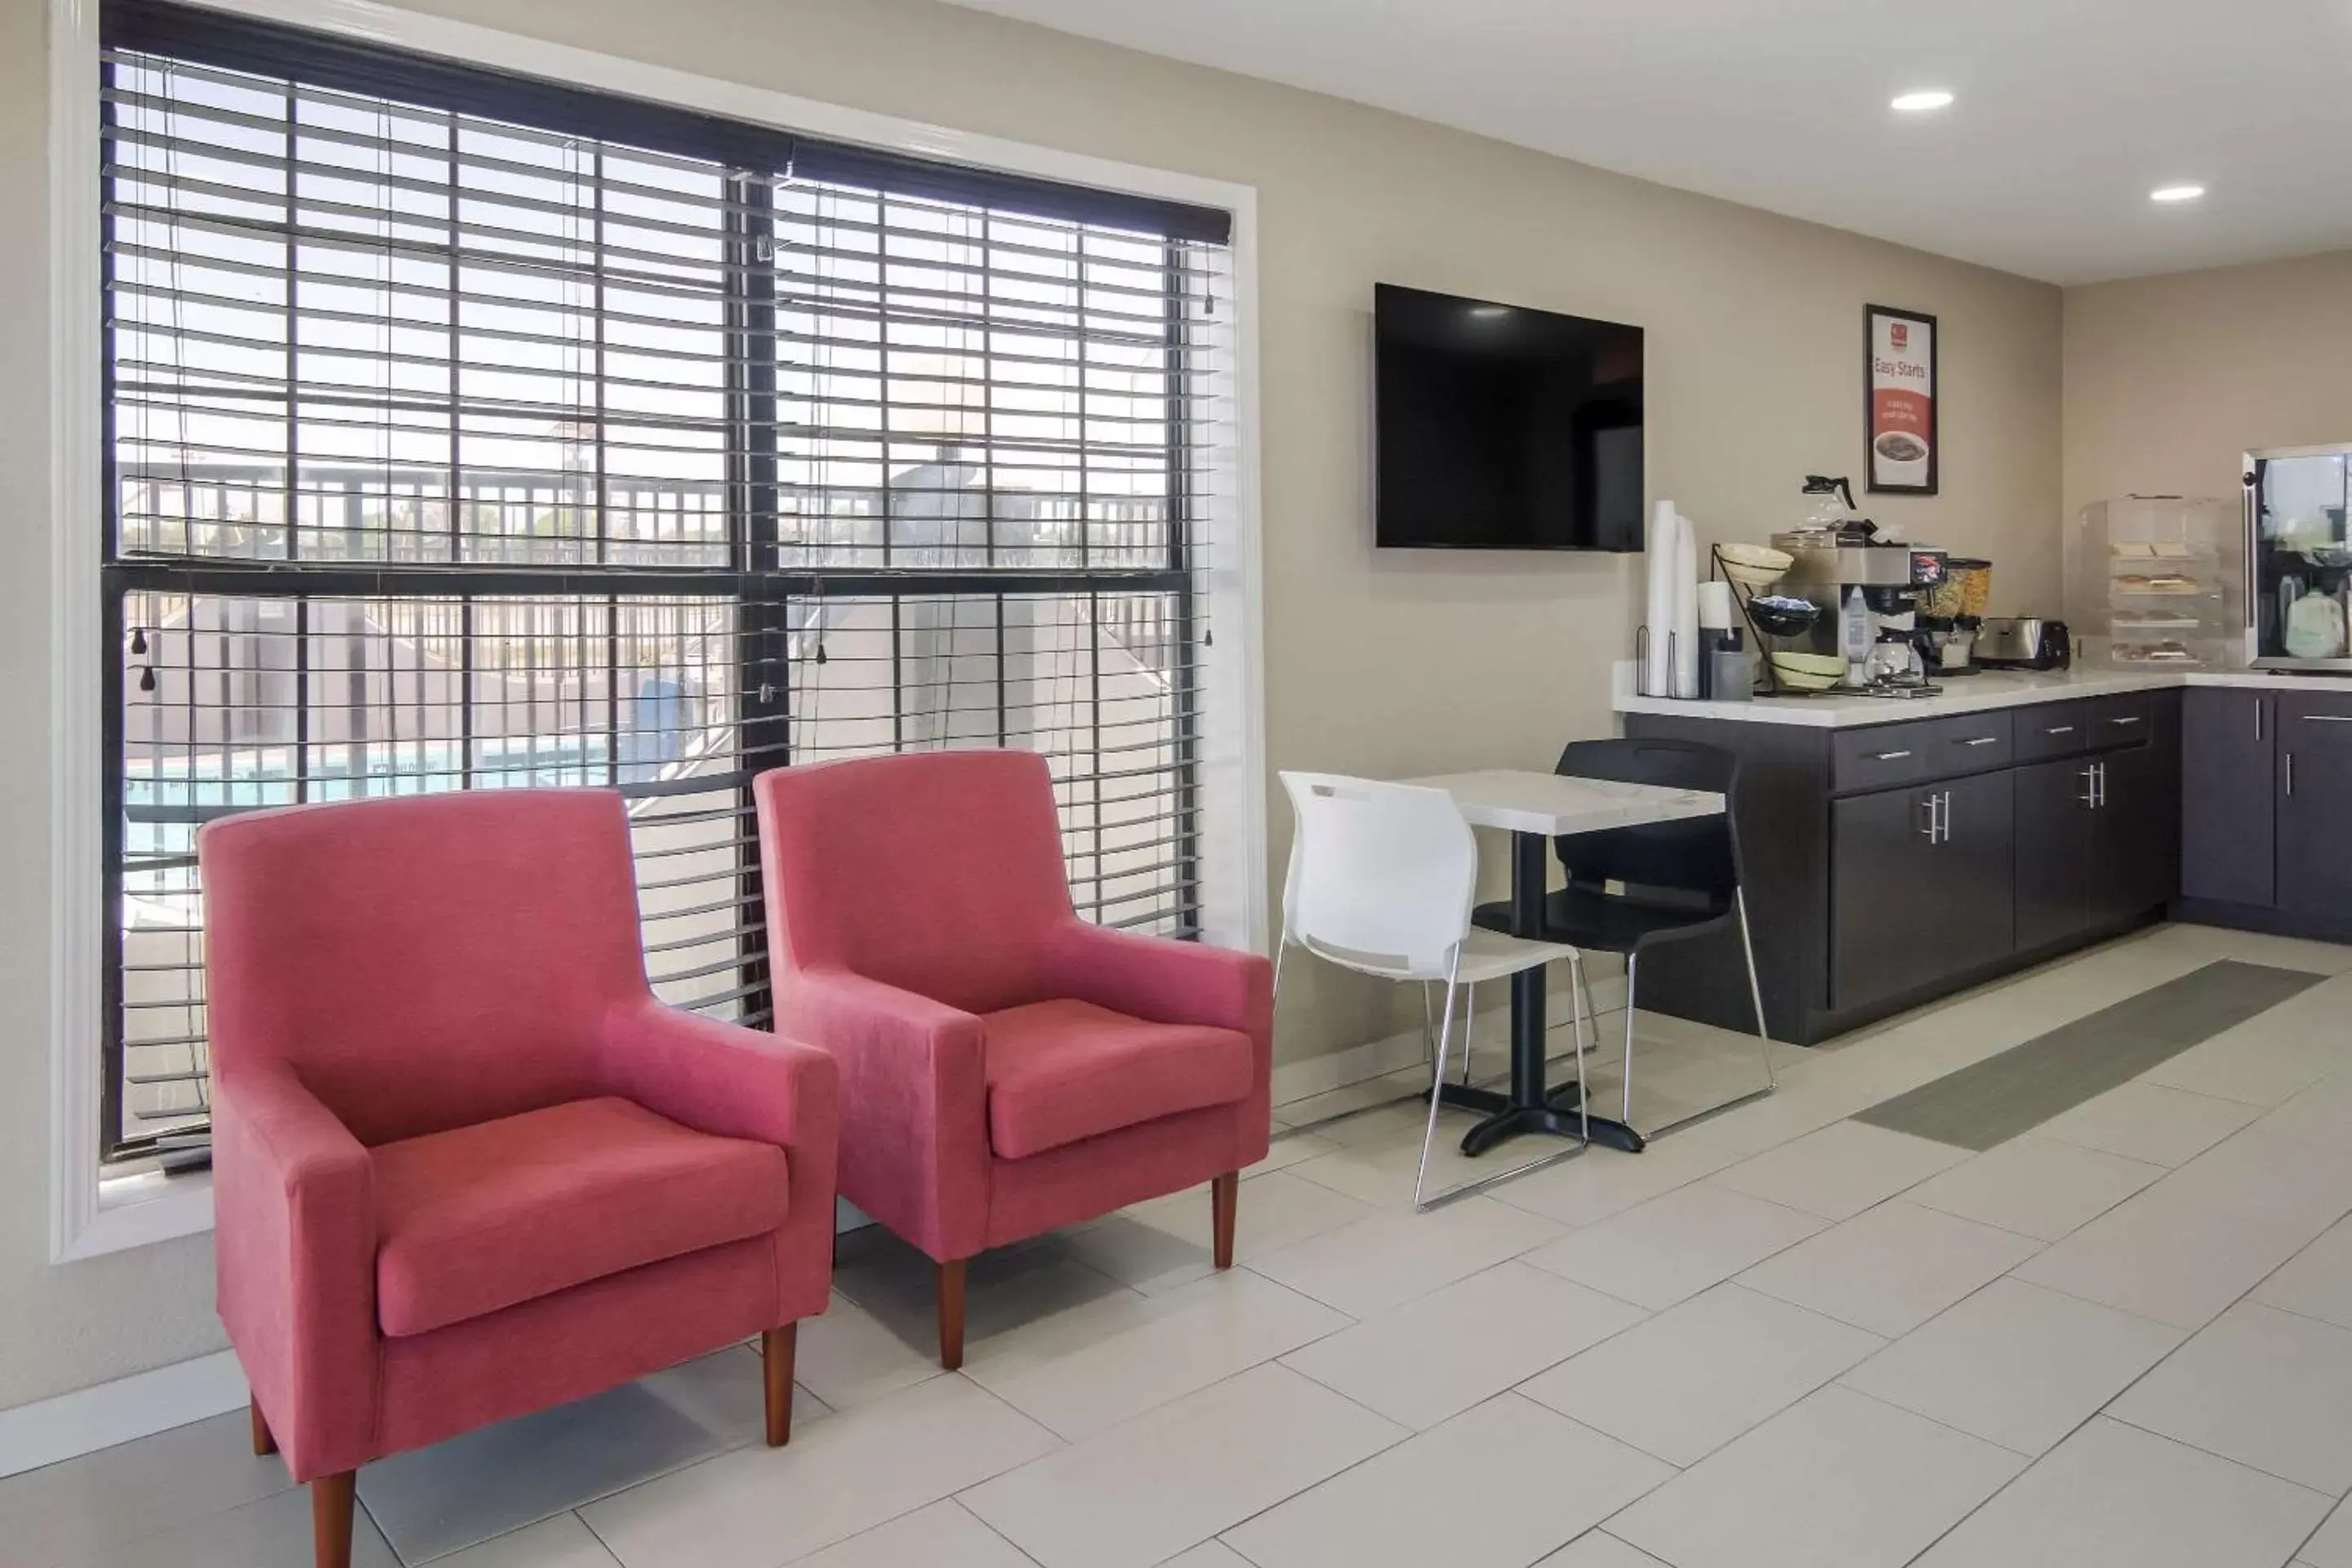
1374,283,1645,551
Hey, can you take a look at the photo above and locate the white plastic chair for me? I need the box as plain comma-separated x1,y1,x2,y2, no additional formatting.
1275,772,1592,1208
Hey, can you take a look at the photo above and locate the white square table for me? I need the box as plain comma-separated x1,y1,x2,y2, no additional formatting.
1401,768,1726,1155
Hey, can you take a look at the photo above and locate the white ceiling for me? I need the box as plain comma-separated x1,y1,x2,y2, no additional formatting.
940,0,2352,285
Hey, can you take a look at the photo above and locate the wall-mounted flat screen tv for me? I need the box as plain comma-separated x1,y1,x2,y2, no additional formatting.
1374,283,1645,551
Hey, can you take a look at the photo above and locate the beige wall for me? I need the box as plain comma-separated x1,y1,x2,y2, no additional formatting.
2064,249,2352,523
0,0,2062,1410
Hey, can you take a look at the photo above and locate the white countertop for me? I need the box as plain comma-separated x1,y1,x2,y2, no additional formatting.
1612,663,2352,728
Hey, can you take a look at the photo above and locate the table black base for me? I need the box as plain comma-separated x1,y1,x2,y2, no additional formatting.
1434,1081,1646,1156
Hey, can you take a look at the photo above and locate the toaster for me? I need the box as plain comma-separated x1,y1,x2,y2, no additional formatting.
1976,617,2071,671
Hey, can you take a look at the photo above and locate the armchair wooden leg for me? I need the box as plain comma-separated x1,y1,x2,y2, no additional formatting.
312,1472,355,1568
1212,1170,1240,1271
250,1397,277,1457
938,1258,968,1370
762,1323,797,1446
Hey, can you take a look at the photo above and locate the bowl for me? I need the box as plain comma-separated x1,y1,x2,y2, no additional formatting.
1747,594,1821,639
1716,541,1793,590
1770,653,1846,692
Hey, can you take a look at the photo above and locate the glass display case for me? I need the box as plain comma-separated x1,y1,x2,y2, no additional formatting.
2246,445,2352,671
2068,495,2238,669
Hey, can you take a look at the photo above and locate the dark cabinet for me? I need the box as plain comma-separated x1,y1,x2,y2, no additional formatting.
2279,695,2352,919
1830,771,2014,1013
2182,687,2275,906
2017,730,2177,951
2016,756,2097,951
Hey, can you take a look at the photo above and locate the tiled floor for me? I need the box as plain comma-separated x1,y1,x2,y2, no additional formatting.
19,920,2352,1568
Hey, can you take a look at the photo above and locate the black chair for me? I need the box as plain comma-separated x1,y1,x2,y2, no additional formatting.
1472,737,1773,1133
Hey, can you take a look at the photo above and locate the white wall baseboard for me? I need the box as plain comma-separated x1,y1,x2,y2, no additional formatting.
0,1348,248,1480
1272,970,1632,1111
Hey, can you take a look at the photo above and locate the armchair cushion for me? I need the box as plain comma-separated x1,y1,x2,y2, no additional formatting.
372,1096,790,1338
982,999,1254,1160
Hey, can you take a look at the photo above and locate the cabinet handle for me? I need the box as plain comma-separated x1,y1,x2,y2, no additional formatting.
2305,714,2352,724
1939,791,1953,844
2096,760,2108,808
2078,765,2098,807
1918,795,1938,840
1958,736,1998,747
2047,724,2076,735
2287,752,2296,798
2109,715,2142,727
1874,749,1914,761
2256,702,2265,741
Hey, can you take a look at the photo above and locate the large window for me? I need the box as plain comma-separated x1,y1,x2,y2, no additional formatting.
98,2,1234,1161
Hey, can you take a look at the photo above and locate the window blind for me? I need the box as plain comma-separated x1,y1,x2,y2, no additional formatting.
99,1,1233,1160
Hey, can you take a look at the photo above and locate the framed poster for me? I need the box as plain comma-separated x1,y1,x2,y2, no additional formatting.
1866,305,1938,494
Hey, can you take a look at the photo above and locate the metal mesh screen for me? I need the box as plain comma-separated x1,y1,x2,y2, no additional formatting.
99,35,1229,1160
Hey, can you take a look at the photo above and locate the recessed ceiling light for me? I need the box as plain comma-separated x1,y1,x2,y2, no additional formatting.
1469,305,1511,318
1891,90,1955,113
2150,183,2207,203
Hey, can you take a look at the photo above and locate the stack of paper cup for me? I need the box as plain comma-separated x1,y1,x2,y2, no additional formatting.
1642,500,1677,696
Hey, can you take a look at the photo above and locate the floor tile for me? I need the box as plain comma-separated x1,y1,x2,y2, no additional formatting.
959,1365,1402,1568
1062,1171,1376,1296
1281,1260,1646,1430
2301,1495,2352,1568
2110,1302,2352,1493
831,1228,1138,1361
1606,1384,2025,1568
1245,1194,1561,1316
1839,1276,2184,1455
1283,1104,1570,1209
961,1267,1350,1440
0,1408,295,1568
1662,1078,1880,1158
1249,1131,1343,1177
1521,1283,1883,1465
2014,1187,2315,1330
2157,1125,2352,1237
1738,1201,2041,1337
2255,1215,2352,1330
1486,1132,1744,1230
1520,1183,1827,1310
1902,1135,2165,1241
436,1515,621,1567
791,1292,948,1411
1223,1393,1672,1568
1912,1417,2330,1568
778,1500,1034,1568
360,1346,808,1563
2037,1082,2262,1167
1159,1542,1254,1567
2142,981,2352,1107
53,1484,399,1568
1534,1535,1673,1567
2257,1072,2352,1148
1708,1121,1967,1220
1161,1544,1254,1568
577,1373,1058,1568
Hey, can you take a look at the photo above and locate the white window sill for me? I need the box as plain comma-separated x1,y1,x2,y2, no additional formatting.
60,1169,216,1261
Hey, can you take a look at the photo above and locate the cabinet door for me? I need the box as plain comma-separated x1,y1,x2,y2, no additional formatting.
1931,769,2016,973
2088,742,2169,926
2182,687,2275,907
2280,731,2352,918
2015,756,2096,951
1830,786,1937,1011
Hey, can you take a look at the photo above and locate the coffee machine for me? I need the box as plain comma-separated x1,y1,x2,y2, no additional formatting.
1770,526,1951,691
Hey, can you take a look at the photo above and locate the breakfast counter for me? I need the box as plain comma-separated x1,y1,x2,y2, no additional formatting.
1613,664,2352,728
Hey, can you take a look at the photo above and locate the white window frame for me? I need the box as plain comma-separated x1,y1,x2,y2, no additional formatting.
47,0,1265,1261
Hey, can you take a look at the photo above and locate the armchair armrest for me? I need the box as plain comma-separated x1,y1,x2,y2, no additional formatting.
1039,920,1274,1045
776,969,990,1261
211,1065,376,1481
598,997,839,1160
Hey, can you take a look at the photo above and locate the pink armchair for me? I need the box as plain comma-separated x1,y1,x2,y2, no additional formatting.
198,790,839,1568
754,750,1272,1367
